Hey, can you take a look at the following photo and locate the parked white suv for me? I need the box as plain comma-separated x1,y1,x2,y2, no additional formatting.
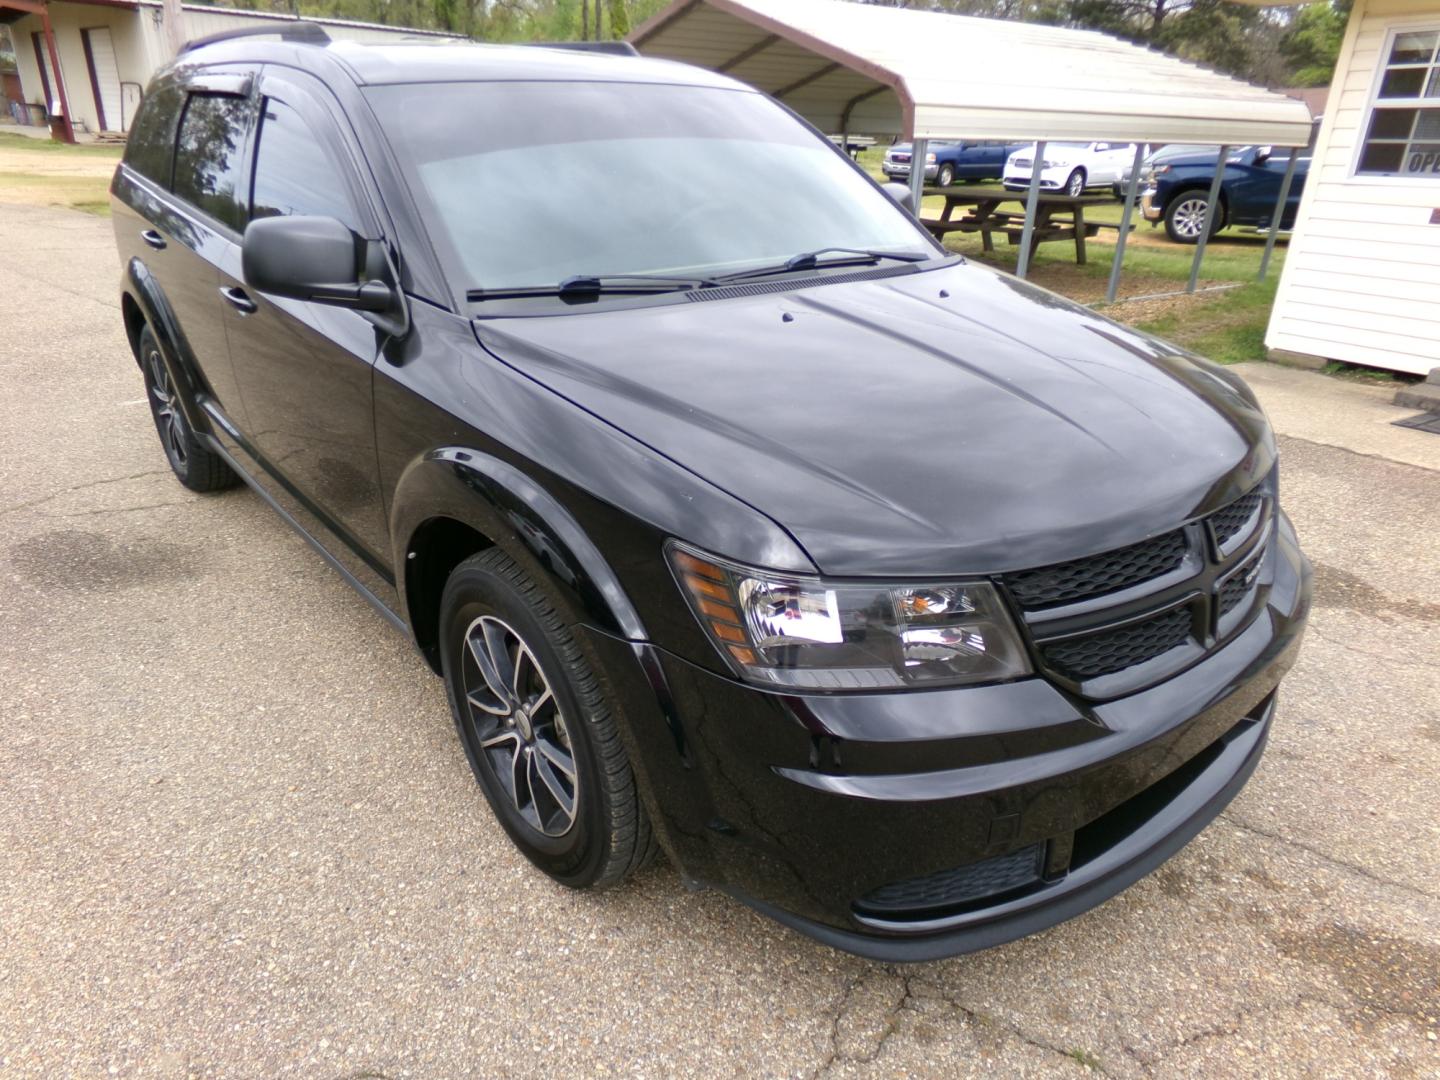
1003,142,1138,197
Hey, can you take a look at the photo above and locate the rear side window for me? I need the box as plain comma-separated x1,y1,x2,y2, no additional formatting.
251,98,357,231
172,93,251,231
122,83,183,187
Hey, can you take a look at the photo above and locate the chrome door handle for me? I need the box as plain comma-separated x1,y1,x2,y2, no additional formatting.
140,229,166,250
220,286,257,315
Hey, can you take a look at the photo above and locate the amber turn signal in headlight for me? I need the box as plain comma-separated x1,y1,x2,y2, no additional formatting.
666,541,1032,691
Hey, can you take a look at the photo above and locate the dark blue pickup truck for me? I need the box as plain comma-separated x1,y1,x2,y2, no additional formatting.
1141,145,1311,243
883,139,1027,187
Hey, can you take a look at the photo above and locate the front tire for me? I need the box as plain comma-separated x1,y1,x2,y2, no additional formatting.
139,325,238,492
440,549,657,889
1164,192,1224,244
936,163,955,187
1065,169,1086,198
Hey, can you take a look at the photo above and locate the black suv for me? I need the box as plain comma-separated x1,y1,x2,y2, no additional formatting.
112,28,1310,961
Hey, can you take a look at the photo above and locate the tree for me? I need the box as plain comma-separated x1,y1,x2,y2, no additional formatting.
608,0,631,37
1282,0,1349,86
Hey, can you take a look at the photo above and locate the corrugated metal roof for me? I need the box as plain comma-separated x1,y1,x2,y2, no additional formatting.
631,0,1314,145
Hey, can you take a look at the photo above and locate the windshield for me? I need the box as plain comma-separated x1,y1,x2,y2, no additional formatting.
366,81,936,293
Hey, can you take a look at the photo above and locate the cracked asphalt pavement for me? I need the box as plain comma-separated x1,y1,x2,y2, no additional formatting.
2,204,1438,1078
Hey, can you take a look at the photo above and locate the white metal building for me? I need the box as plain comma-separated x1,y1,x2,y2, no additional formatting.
631,0,1313,291
631,0,1313,147
2,0,455,138
1236,0,1440,376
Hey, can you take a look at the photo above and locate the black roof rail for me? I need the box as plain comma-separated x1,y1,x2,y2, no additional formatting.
178,22,332,56
523,40,639,57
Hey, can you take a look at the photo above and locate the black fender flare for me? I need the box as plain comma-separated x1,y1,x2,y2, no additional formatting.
391,447,647,671
122,257,214,438
391,450,710,875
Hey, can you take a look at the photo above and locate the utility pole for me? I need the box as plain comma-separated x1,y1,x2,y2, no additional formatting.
162,0,186,56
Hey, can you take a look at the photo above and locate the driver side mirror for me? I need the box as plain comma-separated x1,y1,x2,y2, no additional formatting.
242,214,394,313
882,182,916,215
1253,145,1274,165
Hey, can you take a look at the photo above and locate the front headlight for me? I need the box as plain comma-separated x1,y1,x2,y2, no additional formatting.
667,542,1032,690
925,152,937,163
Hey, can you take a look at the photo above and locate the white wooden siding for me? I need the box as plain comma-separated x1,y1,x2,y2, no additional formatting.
1266,0,1440,375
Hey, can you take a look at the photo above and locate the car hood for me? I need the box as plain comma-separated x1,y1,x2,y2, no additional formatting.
473,263,1275,576
1162,152,1225,168
1012,146,1087,165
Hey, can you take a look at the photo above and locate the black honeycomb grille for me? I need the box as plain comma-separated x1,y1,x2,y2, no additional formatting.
855,844,1044,918
1007,530,1188,609
1041,607,1193,682
1218,552,1264,618
1210,491,1264,549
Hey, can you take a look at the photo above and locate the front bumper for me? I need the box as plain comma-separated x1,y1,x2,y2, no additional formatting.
1141,189,1162,221
1002,165,1069,190
883,161,937,180
584,515,1311,962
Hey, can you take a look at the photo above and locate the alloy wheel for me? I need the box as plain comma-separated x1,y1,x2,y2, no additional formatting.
1171,197,1210,239
146,347,187,470
1067,171,1084,197
460,614,578,837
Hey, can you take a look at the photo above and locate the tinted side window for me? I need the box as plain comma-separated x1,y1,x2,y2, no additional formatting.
172,93,251,231
251,98,357,230
123,82,184,187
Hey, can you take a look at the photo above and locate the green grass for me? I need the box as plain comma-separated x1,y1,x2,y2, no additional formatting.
0,130,124,156
0,169,113,212
1131,278,1279,364
1067,1047,1104,1071
70,198,112,216
854,145,1288,364
1320,360,1417,384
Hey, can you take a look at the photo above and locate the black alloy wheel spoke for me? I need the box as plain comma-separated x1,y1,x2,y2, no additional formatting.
459,614,578,837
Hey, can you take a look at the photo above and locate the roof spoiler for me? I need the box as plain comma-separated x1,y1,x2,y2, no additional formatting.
178,22,332,56
524,41,639,57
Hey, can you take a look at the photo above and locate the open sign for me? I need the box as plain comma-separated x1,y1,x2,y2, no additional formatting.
1402,145,1440,175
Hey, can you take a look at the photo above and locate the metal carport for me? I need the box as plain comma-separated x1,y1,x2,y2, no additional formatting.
631,0,1315,299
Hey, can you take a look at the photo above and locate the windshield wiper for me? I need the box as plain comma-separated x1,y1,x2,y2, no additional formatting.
466,273,720,302
714,247,931,284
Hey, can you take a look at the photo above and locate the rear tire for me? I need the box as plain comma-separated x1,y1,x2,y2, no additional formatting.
139,325,238,493
440,548,657,890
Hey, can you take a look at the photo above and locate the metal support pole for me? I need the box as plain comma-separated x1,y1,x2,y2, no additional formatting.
40,11,74,144
908,137,928,216
1258,147,1303,283
1015,139,1046,279
1105,142,1147,304
1186,145,1229,294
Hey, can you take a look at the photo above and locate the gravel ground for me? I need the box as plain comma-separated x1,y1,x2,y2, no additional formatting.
1,203,1437,1079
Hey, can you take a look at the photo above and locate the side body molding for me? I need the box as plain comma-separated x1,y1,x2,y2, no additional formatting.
391,447,648,666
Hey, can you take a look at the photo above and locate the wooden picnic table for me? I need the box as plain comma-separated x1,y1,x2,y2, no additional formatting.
920,185,1122,265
